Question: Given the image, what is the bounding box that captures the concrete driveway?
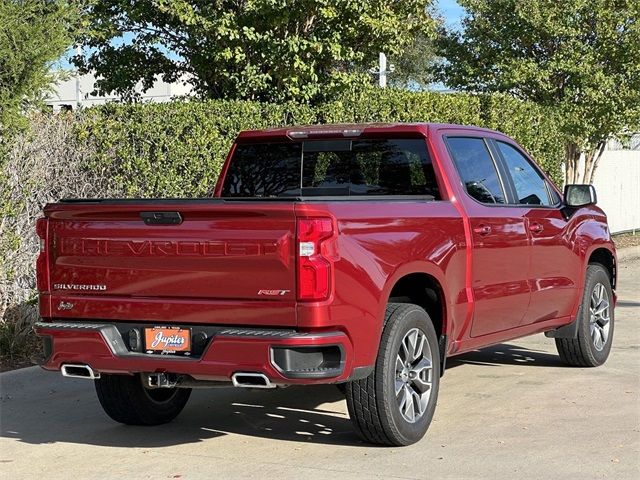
[2,259,639,480]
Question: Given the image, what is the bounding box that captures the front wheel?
[556,263,614,367]
[346,303,440,446]
[95,374,191,425]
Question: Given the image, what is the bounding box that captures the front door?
[491,140,581,325]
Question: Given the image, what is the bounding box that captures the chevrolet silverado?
[34,123,616,445]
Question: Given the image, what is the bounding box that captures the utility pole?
[371,52,394,88]
[379,52,387,88]
[75,45,82,107]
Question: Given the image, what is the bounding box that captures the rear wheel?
[346,303,440,446]
[556,264,614,367]
[95,374,191,425]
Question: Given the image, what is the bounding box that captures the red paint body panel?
[46,203,297,303]
[35,122,617,383]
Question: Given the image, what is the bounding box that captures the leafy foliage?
[72,89,564,195]
[0,0,82,137]
[74,0,438,103]
[317,87,481,125]
[437,0,640,183]
[1,91,564,367]
[1,112,104,366]
[77,100,316,197]
[388,33,439,90]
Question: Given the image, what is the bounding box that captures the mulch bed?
[613,232,640,249]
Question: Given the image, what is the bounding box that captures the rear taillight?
[35,217,49,292]
[297,217,337,301]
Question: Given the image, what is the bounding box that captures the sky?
[437,0,466,29]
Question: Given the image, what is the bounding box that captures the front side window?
[496,142,552,206]
[446,137,506,204]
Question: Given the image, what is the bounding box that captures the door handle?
[529,222,544,234]
[473,224,492,235]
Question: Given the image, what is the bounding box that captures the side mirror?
[564,184,597,207]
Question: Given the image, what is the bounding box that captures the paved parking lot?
[1,258,639,480]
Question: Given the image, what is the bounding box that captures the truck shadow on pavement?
[448,342,567,369]
[1,342,564,448]
[617,300,640,308]
[1,379,368,448]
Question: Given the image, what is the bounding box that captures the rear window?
[221,139,440,198]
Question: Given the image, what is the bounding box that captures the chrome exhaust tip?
[61,363,100,380]
[231,372,275,389]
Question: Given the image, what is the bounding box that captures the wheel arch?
[587,246,616,290]
[387,272,447,339]
[381,263,449,374]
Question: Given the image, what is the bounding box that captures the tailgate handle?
[140,211,183,225]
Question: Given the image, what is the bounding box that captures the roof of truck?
[236,122,502,141]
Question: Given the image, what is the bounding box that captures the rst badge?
[257,289,290,296]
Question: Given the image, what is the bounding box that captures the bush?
[318,89,482,125]
[76,100,316,197]
[479,94,564,184]
[0,90,565,368]
[0,113,108,366]
[73,89,564,198]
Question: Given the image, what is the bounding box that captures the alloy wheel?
[395,328,433,423]
[589,282,611,351]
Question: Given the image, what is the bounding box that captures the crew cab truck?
[34,123,616,446]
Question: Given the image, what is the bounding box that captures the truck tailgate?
[41,201,296,326]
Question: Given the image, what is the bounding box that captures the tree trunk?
[583,141,607,184]
[564,140,607,185]
[564,141,581,185]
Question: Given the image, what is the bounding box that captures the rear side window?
[446,137,506,204]
[221,139,440,198]
[496,142,552,206]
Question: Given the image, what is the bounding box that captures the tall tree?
[437,0,640,184]
[74,0,437,103]
[388,32,439,90]
[0,0,82,137]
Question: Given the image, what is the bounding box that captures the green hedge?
[0,90,566,366]
[479,94,564,183]
[74,89,564,197]
[317,89,482,125]
[77,100,316,197]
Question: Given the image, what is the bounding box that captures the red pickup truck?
[34,123,616,446]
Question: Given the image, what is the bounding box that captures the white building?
[45,72,195,111]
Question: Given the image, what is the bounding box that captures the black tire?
[556,263,614,367]
[95,374,191,426]
[346,303,440,446]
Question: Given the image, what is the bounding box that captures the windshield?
[220,138,440,199]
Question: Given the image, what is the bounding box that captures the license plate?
[144,327,191,355]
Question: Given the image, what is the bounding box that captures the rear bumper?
[34,321,356,385]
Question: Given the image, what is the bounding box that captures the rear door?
[445,136,531,337]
